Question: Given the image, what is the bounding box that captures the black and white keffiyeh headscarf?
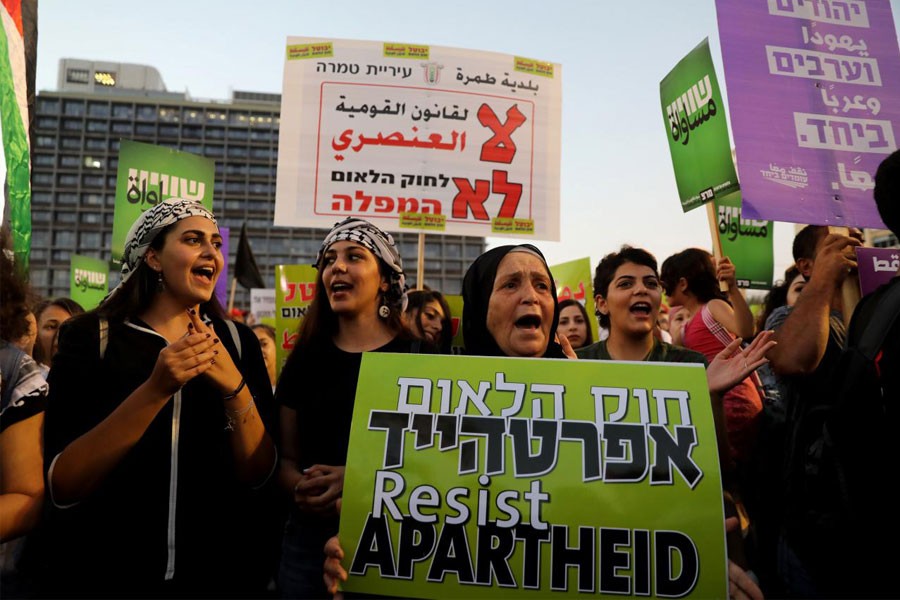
[315,217,408,311]
[115,197,216,293]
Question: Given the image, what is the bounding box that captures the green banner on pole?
[660,38,739,212]
[339,354,727,598]
[274,264,318,378]
[70,254,109,310]
[112,140,215,263]
[715,191,773,289]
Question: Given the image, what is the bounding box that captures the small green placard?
[287,42,333,60]
[383,42,429,60]
[399,212,446,231]
[274,265,318,378]
[70,254,109,310]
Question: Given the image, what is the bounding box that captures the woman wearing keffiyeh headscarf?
[39,198,279,596]
[275,217,422,598]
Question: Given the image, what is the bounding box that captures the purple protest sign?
[857,246,899,295]
[716,0,900,228]
[215,226,230,307]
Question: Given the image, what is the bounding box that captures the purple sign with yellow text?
[717,0,900,228]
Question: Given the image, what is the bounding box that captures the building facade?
[29,59,485,305]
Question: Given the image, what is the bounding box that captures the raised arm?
[766,233,859,376]
[48,324,219,506]
[709,257,755,339]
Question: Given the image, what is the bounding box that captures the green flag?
[660,38,739,212]
[112,140,215,263]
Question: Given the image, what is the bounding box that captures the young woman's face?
[486,252,555,357]
[558,304,589,349]
[669,306,688,346]
[321,241,387,318]
[37,304,73,364]
[418,300,446,345]
[597,261,662,341]
[786,273,806,307]
[147,216,223,307]
[254,328,277,386]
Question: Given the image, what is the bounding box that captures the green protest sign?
[660,38,739,212]
[340,354,727,598]
[550,257,599,343]
[715,191,773,290]
[275,264,318,378]
[112,140,215,263]
[69,254,109,310]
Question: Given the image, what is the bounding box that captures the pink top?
[683,304,762,462]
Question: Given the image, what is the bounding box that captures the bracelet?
[224,396,255,432]
[223,378,246,401]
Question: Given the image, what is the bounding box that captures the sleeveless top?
[683,304,762,462]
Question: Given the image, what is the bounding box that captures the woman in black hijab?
[462,244,569,358]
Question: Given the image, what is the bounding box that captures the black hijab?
[462,244,565,358]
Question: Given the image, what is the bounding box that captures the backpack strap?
[99,317,109,360]
[224,319,242,360]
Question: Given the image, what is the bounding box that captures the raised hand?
[707,331,776,394]
[148,330,218,396]
[186,308,243,394]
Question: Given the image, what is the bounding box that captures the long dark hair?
[405,289,452,354]
[557,298,594,347]
[94,223,224,323]
[293,248,405,351]
[660,248,728,305]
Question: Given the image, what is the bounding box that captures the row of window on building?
[33,136,279,160]
[37,97,280,128]
[36,117,280,143]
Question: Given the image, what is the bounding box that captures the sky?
[33,0,900,289]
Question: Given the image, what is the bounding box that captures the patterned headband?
[315,217,407,308]
[117,197,216,289]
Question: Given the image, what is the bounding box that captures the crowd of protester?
[0,149,898,598]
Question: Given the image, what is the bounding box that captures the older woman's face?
[486,252,555,357]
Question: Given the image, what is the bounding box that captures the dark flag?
[234,222,264,289]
